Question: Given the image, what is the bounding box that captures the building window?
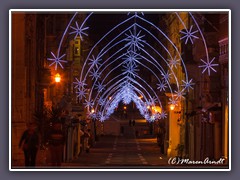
[74,47,79,55]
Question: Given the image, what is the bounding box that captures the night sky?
[87,12,159,44]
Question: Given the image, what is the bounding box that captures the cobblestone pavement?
[14,126,229,170]
[59,126,229,170]
[60,126,169,169]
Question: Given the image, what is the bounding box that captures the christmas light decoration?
[181,79,194,92]
[69,21,89,40]
[47,52,67,70]
[199,57,219,76]
[180,25,199,44]
[46,11,218,123]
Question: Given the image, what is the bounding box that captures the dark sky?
[87,12,159,44]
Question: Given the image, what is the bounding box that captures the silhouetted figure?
[132,120,135,126]
[19,123,39,167]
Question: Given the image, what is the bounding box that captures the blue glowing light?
[174,90,185,100]
[98,97,106,106]
[76,88,87,99]
[122,50,141,65]
[84,99,94,108]
[157,81,168,92]
[73,77,87,89]
[180,25,199,44]
[89,68,101,80]
[168,56,180,69]
[160,111,167,119]
[95,82,105,92]
[122,63,139,78]
[47,52,67,70]
[168,97,178,106]
[124,29,146,51]
[181,79,194,92]
[161,70,171,82]
[88,55,102,68]
[189,12,219,75]
[69,21,89,40]
[199,57,219,76]
[153,113,161,120]
[47,11,217,123]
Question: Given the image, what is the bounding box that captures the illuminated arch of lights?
[47,11,218,122]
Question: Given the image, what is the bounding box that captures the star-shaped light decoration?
[69,21,89,40]
[98,97,105,106]
[199,57,219,76]
[124,30,146,51]
[88,55,102,68]
[122,63,139,78]
[157,81,168,92]
[160,111,167,119]
[174,90,185,100]
[89,68,101,80]
[95,82,105,93]
[168,97,178,106]
[73,77,87,89]
[180,25,199,44]
[161,70,171,82]
[76,88,87,99]
[168,56,180,69]
[151,96,158,104]
[122,50,141,65]
[181,79,194,92]
[99,114,106,122]
[84,99,94,108]
[47,52,67,70]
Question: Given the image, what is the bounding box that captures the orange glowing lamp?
[170,104,175,111]
[54,73,61,83]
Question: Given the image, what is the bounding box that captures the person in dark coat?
[19,123,39,167]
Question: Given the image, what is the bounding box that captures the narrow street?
[10,11,230,171]
[61,126,168,168]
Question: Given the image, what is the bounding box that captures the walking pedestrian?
[19,122,39,167]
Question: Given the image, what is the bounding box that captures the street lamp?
[55,73,61,83]
[169,104,175,111]
[52,73,62,107]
